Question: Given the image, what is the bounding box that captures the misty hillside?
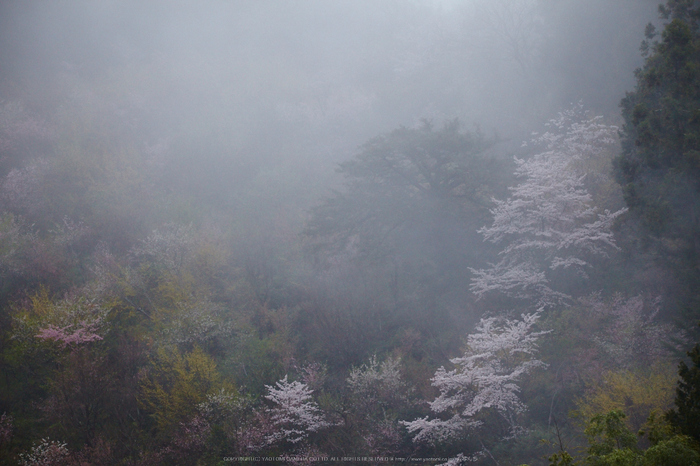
[1,1,699,465]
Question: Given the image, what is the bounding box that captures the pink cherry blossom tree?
[35,320,103,348]
[29,293,110,350]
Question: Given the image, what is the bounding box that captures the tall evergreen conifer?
[615,0,700,325]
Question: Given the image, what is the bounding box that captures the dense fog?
[2,1,699,465]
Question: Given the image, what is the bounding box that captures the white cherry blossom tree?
[470,106,626,306]
[403,311,548,445]
[264,376,329,445]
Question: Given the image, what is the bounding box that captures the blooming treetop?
[403,311,548,446]
[18,438,70,466]
[35,321,103,348]
[470,106,626,307]
[264,376,328,445]
[26,292,111,350]
[347,355,407,405]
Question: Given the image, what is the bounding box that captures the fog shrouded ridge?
[0,1,657,146]
[0,1,659,243]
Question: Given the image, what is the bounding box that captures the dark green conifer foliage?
[667,341,700,442]
[615,0,700,324]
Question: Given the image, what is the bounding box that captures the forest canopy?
[0,0,699,465]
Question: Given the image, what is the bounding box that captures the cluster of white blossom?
[162,297,233,345]
[197,388,243,422]
[403,311,548,445]
[347,355,407,406]
[48,293,112,330]
[264,376,329,445]
[48,216,91,248]
[18,438,70,466]
[583,293,683,369]
[130,223,196,271]
[471,107,626,306]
